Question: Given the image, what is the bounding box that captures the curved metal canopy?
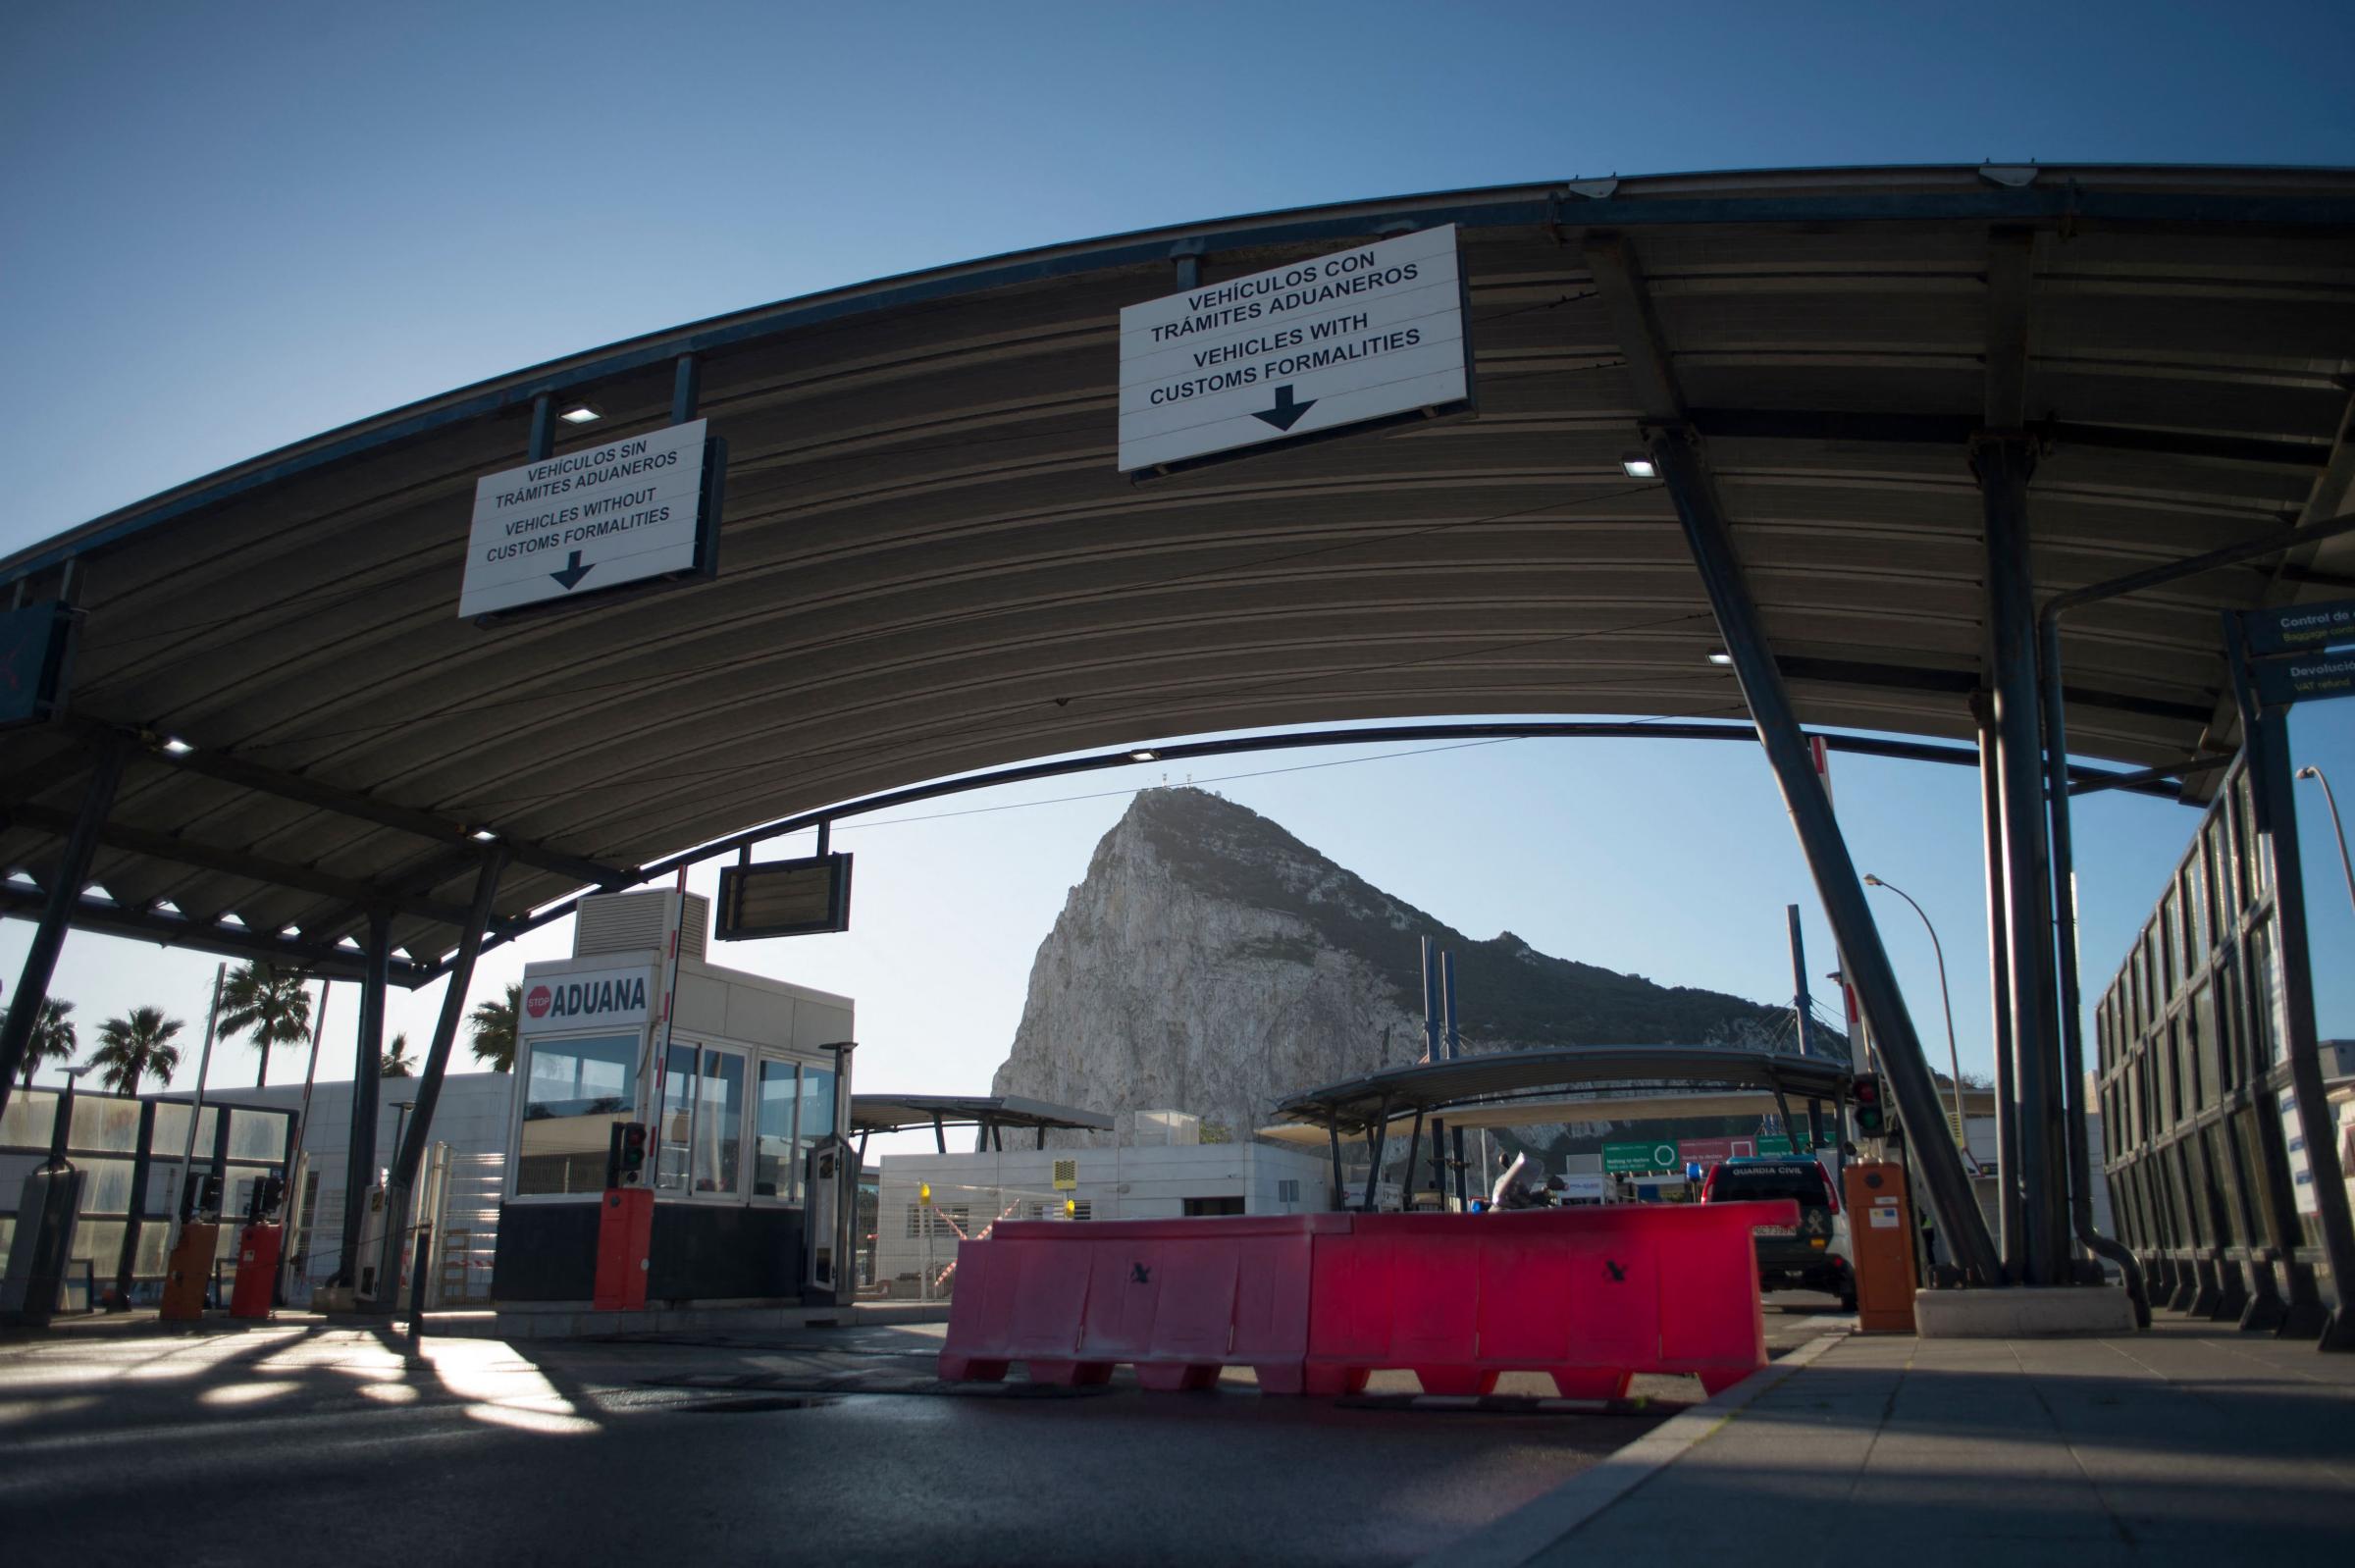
[4,163,2352,984]
[1271,1044,1857,1133]
[849,1093,1113,1138]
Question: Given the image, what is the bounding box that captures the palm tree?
[381,1032,415,1079]
[88,1007,184,1097]
[217,962,313,1088]
[468,983,519,1072]
[18,998,78,1085]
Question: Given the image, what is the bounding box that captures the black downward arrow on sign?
[1251,384,1317,432]
[549,550,595,591]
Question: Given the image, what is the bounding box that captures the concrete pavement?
[1444,1320,2355,1567]
[26,1298,2340,1566]
[2,1308,1805,1566]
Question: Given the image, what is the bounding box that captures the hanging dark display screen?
[715,853,853,940]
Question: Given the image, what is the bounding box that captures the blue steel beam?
[1651,424,2005,1286]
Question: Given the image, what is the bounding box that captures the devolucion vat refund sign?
[1117,226,1472,473]
[2254,649,2355,706]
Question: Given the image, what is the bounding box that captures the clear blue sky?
[5,2,2352,1124]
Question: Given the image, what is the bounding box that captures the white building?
[152,1071,515,1304]
[874,1114,1334,1296]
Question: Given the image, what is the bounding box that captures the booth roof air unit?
[575,890,708,961]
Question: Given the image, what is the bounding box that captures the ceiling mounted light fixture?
[1128,749,1159,762]
[558,402,602,425]
[1621,454,1657,479]
[161,736,195,756]
[1706,650,1734,666]
[470,828,499,843]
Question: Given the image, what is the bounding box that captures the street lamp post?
[2297,765,2355,921]
[1863,875,1973,1168]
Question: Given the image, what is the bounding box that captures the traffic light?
[606,1122,651,1187]
[181,1172,224,1222]
[1852,1074,1886,1137]
[253,1172,288,1219]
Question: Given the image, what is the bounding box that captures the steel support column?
[109,1100,157,1309]
[0,738,127,1119]
[337,911,391,1290]
[372,848,508,1307]
[1971,435,2071,1284]
[1649,425,2001,1284]
[1973,692,2025,1278]
[2036,616,2151,1317]
[1401,1109,1425,1214]
[1787,906,1815,1058]
[1422,939,1449,1210]
[1442,951,1469,1208]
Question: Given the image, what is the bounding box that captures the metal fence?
[2094,753,2343,1329]
[868,1181,1074,1300]
[0,1087,295,1308]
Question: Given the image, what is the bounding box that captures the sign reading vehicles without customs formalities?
[458,419,721,619]
[1118,226,1471,473]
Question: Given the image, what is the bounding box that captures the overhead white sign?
[1118,225,1470,473]
[518,965,657,1036]
[458,419,712,618]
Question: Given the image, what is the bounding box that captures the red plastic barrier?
[937,1216,1341,1390]
[1303,1201,1794,1397]
[936,1201,1794,1398]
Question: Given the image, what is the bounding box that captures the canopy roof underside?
[1271,1044,1858,1133]
[4,165,2351,982]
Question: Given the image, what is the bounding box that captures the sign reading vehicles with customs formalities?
[1119,226,1471,473]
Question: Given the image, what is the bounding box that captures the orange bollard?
[229,1223,283,1319]
[159,1224,218,1322]
[1842,1162,1918,1333]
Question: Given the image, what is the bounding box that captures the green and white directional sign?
[1118,226,1472,473]
[2245,598,2355,657]
[1603,1140,1681,1174]
[2254,649,2355,707]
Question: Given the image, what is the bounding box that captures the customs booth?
[491,890,855,1308]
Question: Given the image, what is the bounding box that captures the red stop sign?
[525,984,551,1019]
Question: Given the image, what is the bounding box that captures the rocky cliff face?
[990,788,1805,1147]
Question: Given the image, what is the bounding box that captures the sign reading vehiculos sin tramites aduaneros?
[1118,225,1472,473]
[458,419,716,618]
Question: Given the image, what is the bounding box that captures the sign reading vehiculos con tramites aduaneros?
[458,419,715,618]
[516,965,656,1036]
[1118,225,1472,473]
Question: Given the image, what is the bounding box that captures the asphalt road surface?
[0,1296,1849,1566]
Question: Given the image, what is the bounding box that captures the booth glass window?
[755,1059,801,1201]
[799,1063,837,1170]
[517,1032,637,1196]
[658,1042,744,1196]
